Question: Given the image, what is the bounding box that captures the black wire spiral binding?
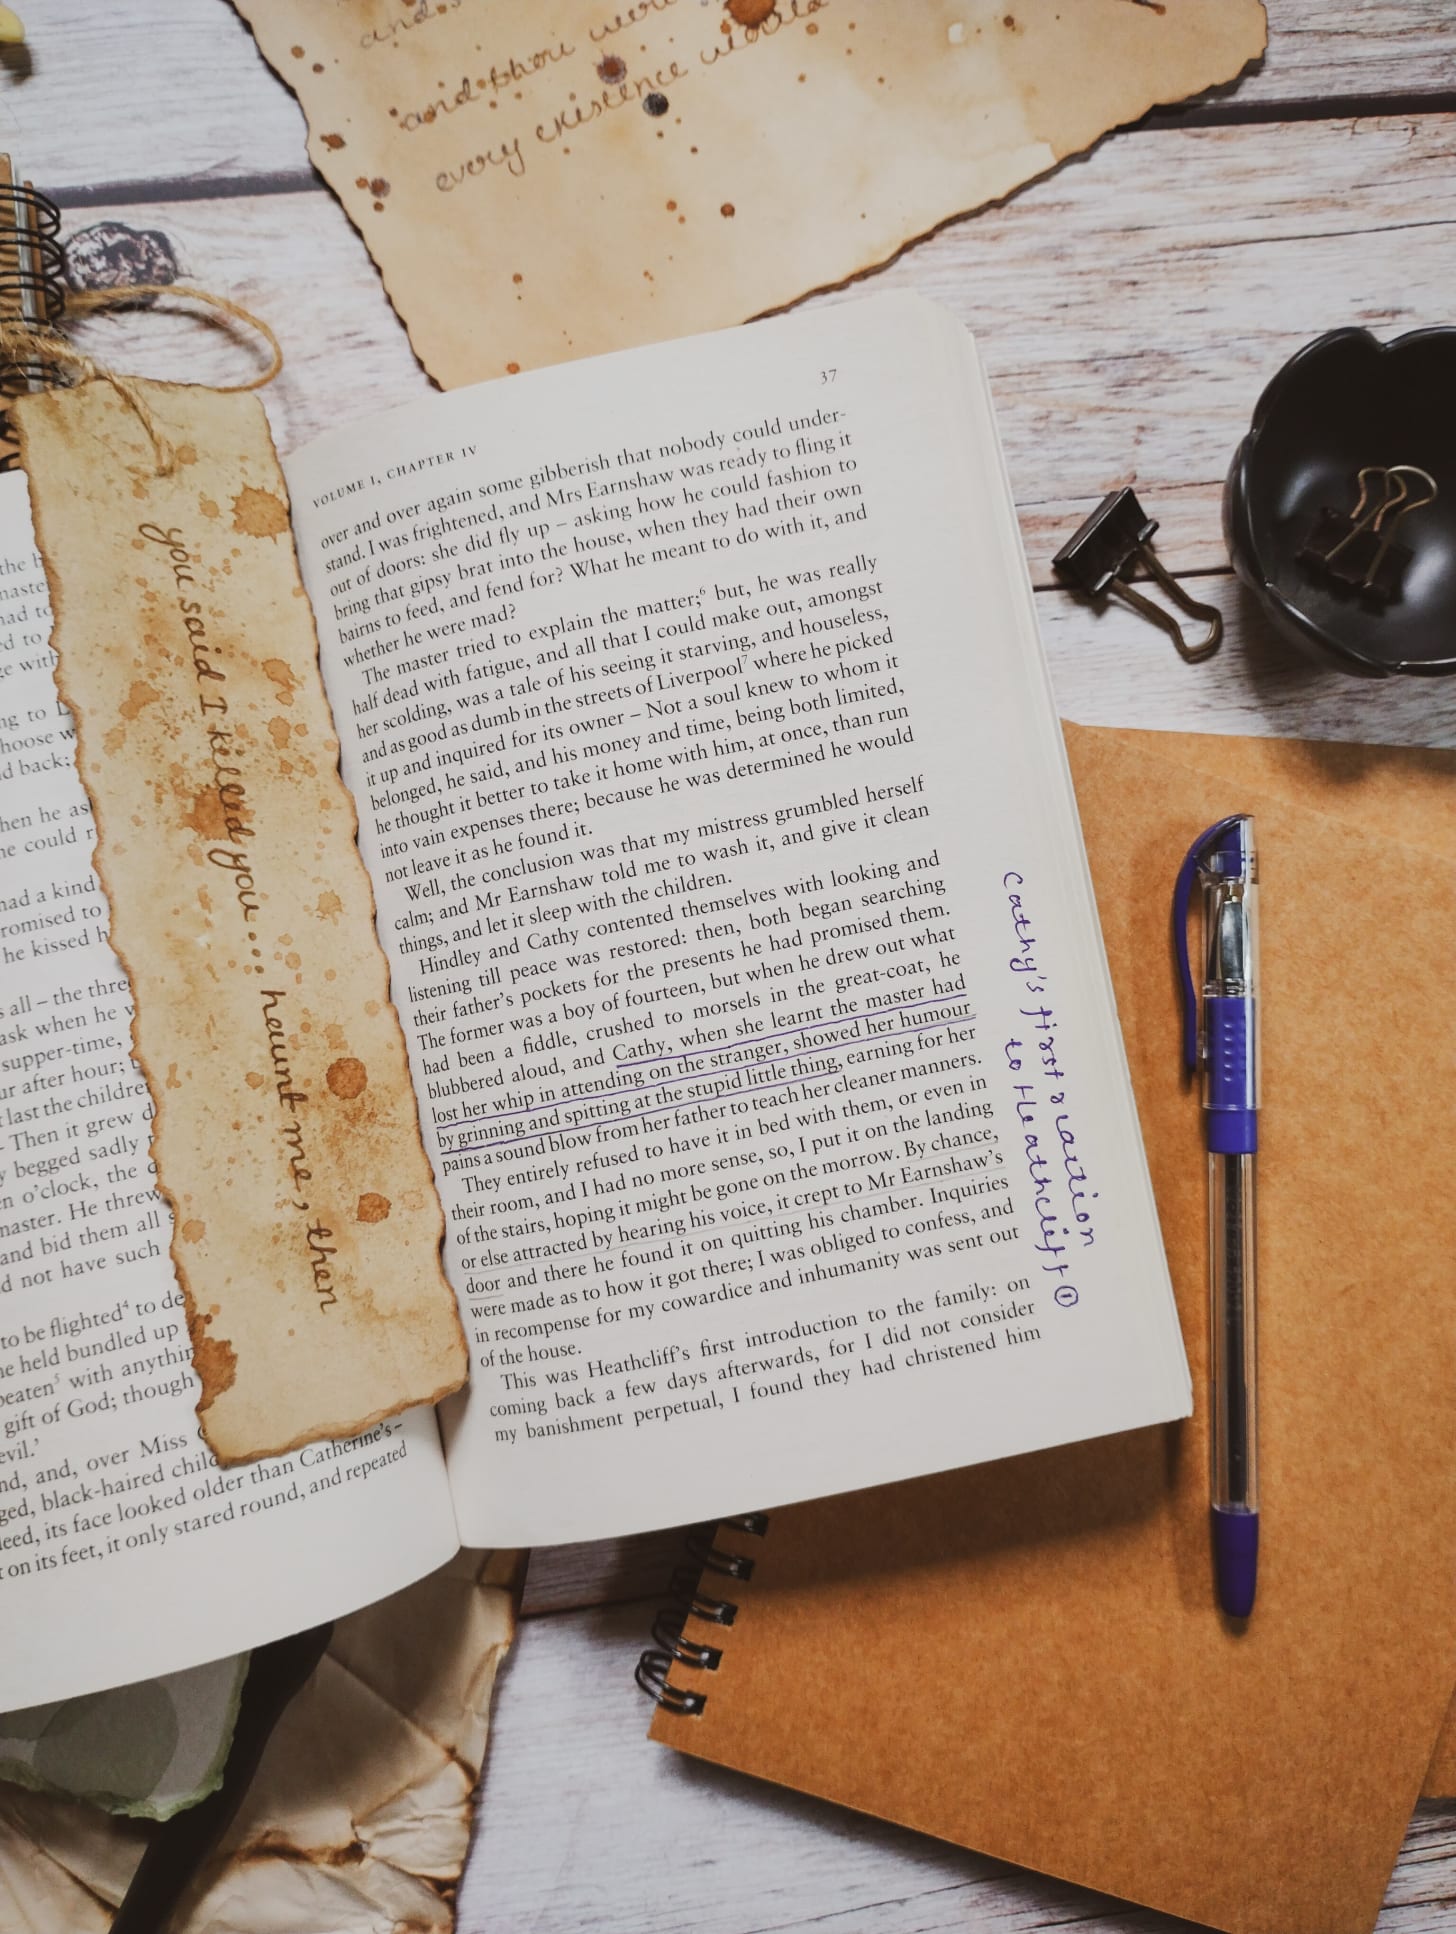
[635,1513,769,1715]
[0,180,65,470]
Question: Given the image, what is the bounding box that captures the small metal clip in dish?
[1339,465,1437,606]
[1053,488,1223,663]
[1297,463,1439,605]
[1224,326,1456,677]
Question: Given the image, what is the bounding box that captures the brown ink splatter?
[166,1064,182,1090]
[326,1057,369,1100]
[720,202,736,218]
[726,0,777,24]
[182,1219,207,1243]
[315,890,343,920]
[181,786,226,839]
[268,717,292,750]
[322,132,347,150]
[356,1193,392,1224]
[245,1071,266,1090]
[597,53,627,82]
[199,495,220,520]
[231,488,289,539]
[262,658,299,704]
[120,680,160,721]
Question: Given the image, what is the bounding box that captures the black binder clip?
[1053,488,1223,663]
[1298,463,1439,607]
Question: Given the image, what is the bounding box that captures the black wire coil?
[635,1513,769,1715]
[0,181,66,470]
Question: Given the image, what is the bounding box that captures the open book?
[0,294,1188,1708]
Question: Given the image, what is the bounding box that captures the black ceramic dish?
[1225,327,1456,676]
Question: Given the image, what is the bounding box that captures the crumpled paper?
[233,0,1268,386]
[0,1654,248,1823]
[0,1551,516,1932]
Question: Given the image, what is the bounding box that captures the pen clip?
[1173,817,1247,1074]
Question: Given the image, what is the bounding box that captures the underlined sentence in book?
[308,381,1094,1457]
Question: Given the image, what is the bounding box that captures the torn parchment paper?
[0,1552,516,1933]
[232,0,1267,386]
[13,378,468,1464]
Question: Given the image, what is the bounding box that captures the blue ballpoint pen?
[1175,817,1260,1620]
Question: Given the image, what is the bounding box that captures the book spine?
[635,1514,769,1715]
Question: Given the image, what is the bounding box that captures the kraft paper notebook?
[649,721,1456,1934]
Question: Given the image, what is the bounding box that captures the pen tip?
[1213,1508,1258,1619]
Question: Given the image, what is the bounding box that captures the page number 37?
[820,368,837,384]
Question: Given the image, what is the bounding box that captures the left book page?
[0,473,458,1710]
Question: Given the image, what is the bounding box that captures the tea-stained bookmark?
[13,324,468,1463]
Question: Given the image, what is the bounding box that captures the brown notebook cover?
[651,723,1456,1934]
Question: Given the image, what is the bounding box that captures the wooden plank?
[1221,0,1456,113]
[461,1602,1456,1934]
[885,111,1456,579]
[56,111,1456,578]
[12,0,309,194]
[15,0,1456,197]
[522,1527,692,1618]
[58,191,433,455]
[1038,578,1456,748]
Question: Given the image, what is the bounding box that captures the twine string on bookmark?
[0,283,283,475]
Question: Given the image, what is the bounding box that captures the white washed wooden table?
[11,4,1456,1927]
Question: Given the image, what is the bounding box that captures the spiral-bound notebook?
[647,722,1456,1934]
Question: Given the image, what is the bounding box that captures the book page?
[285,294,1188,1547]
[0,474,458,1710]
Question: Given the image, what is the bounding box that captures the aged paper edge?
[14,383,468,1462]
